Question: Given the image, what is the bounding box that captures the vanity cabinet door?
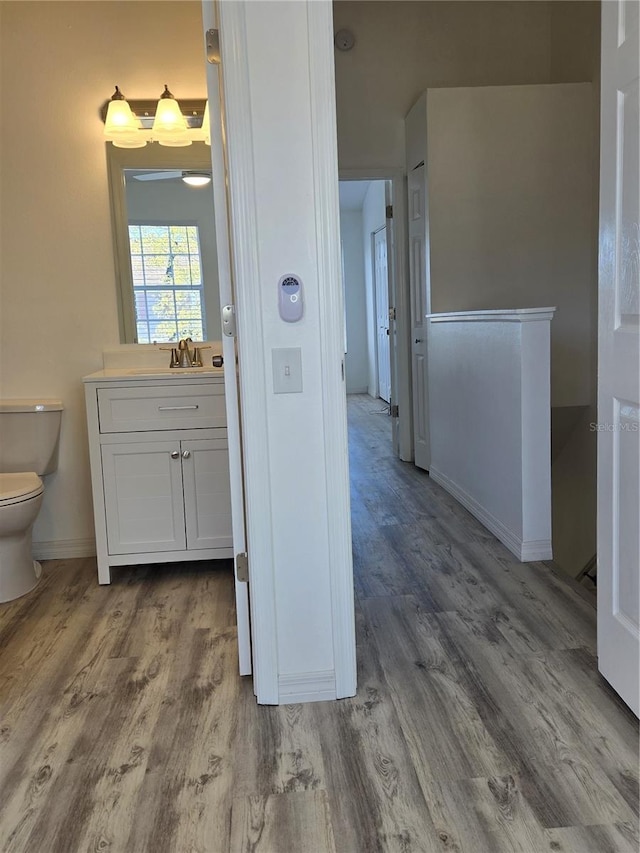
[101,441,186,555]
[181,438,233,551]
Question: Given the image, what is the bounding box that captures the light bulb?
[182,172,212,187]
[152,85,191,147]
[104,86,145,147]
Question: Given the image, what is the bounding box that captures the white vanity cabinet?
[83,371,233,584]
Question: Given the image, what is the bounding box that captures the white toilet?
[0,399,63,603]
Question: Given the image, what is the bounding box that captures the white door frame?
[340,168,412,461]
[407,163,431,471]
[372,225,391,403]
[218,0,356,702]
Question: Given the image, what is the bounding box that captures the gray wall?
[333,1,600,170]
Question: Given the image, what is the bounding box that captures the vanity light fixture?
[181,171,212,187]
[152,85,191,147]
[103,86,146,148]
[100,85,210,147]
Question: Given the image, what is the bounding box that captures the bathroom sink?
[119,366,219,377]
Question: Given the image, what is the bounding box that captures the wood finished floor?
[1,394,637,853]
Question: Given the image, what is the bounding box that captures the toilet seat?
[0,472,44,506]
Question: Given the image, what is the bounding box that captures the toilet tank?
[0,399,63,475]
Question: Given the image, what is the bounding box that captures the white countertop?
[83,366,225,383]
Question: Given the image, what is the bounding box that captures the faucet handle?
[159,346,180,367]
[191,344,210,367]
[191,347,203,367]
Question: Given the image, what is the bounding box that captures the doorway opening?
[339,179,390,405]
[338,173,413,463]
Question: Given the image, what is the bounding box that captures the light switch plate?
[272,347,303,394]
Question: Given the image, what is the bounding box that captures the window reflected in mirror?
[106,143,220,344]
[128,222,205,343]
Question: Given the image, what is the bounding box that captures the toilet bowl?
[0,473,44,602]
[0,399,63,604]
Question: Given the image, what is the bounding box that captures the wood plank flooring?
[0,393,637,852]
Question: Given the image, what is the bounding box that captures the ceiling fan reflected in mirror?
[131,170,212,187]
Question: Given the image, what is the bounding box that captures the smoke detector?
[334,29,355,51]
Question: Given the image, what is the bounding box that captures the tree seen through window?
[128,223,206,343]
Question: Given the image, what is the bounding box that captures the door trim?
[308,0,356,698]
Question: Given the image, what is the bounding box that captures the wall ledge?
[427,307,556,323]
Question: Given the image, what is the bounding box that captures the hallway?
[345,395,638,851]
[0,396,637,852]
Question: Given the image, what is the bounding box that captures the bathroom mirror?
[106,143,221,344]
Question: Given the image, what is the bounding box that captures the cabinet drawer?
[97,384,226,433]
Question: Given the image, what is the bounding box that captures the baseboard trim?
[278,670,337,705]
[429,468,552,563]
[519,539,554,562]
[33,538,96,561]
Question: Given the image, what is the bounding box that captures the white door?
[408,165,431,470]
[204,1,252,676]
[374,227,391,403]
[597,0,640,716]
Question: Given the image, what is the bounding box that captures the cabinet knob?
[170,450,180,459]
[182,450,191,460]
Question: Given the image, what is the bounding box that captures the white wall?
[339,209,368,393]
[219,0,354,701]
[361,181,386,396]
[428,310,554,561]
[126,177,221,340]
[0,2,208,554]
